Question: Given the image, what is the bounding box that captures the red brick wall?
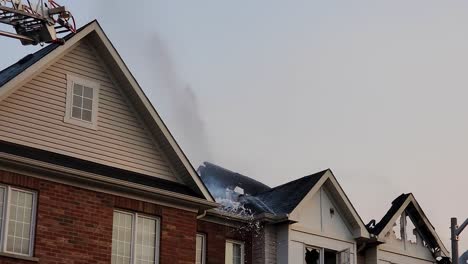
[197,220,252,264]
[0,170,198,264]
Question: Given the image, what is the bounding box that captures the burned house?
[199,162,368,264]
[364,193,451,264]
[199,162,451,264]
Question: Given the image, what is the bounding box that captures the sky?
[1,0,467,252]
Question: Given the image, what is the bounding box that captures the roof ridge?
[254,169,328,196]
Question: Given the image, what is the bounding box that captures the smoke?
[90,1,211,166]
[141,35,212,166]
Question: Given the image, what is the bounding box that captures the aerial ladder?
[0,0,75,45]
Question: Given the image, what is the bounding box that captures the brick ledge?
[0,252,39,262]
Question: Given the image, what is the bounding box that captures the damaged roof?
[198,162,271,196]
[367,193,449,257]
[368,193,410,235]
[199,162,328,215]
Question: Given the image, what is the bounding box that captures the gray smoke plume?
[141,35,211,166]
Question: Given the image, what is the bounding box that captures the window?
[0,186,37,257]
[196,233,206,264]
[111,210,160,264]
[225,240,244,264]
[64,74,100,129]
[305,246,351,264]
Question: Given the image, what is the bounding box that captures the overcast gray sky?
[1,0,467,252]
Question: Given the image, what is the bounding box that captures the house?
[199,162,370,264]
[198,162,451,264]
[0,20,219,263]
[364,193,451,264]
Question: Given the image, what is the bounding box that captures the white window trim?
[225,239,244,264]
[112,210,161,264]
[64,74,100,130]
[196,233,206,264]
[0,185,37,257]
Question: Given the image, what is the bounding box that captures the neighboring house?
[365,193,450,264]
[0,20,218,263]
[198,162,451,264]
[199,162,370,264]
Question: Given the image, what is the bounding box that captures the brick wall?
[0,170,198,264]
[252,224,277,264]
[197,219,252,264]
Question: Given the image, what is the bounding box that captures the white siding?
[287,186,357,263]
[0,40,179,182]
[377,225,437,264]
[293,187,354,241]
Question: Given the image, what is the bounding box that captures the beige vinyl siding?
[0,41,179,182]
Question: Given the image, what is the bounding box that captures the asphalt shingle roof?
[199,162,328,216]
[252,170,328,215]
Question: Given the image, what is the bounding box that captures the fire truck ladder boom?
[0,0,76,45]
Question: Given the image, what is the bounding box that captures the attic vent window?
[64,74,100,129]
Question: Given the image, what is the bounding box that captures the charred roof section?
[367,193,410,235]
[198,162,271,197]
[199,162,328,216]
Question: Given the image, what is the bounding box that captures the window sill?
[0,252,39,262]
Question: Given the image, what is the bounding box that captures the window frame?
[64,74,100,130]
[112,209,161,264]
[196,233,206,264]
[225,239,244,264]
[0,185,37,257]
[304,245,352,264]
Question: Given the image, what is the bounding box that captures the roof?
[368,193,410,235]
[367,193,449,257]
[198,162,327,215]
[198,162,271,197]
[199,163,370,238]
[252,170,328,215]
[0,20,215,203]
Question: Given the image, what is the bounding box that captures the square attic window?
[64,74,100,129]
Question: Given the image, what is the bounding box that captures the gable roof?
[0,20,214,203]
[252,170,327,215]
[368,193,449,257]
[199,163,370,238]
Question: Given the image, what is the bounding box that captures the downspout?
[197,210,207,219]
